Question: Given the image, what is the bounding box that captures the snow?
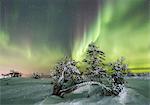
[0,78,149,105]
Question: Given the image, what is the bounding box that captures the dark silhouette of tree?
[9,70,22,77]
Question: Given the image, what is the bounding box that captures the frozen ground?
[0,77,150,105]
[0,78,52,105]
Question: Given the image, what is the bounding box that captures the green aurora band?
[0,0,149,73]
[0,31,63,73]
[72,0,150,73]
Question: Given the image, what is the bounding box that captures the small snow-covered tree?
[32,72,41,79]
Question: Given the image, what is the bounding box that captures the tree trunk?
[52,83,62,96]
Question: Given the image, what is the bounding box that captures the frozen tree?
[32,72,41,79]
[83,42,108,82]
[52,57,83,96]
[82,43,128,96]
[108,57,128,95]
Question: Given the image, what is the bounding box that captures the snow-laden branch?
[59,81,112,96]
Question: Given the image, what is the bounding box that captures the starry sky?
[0,0,149,74]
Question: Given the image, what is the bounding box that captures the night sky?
[0,0,149,74]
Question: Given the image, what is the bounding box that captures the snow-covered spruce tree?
[83,42,108,82]
[82,42,115,96]
[108,57,128,95]
[52,57,82,96]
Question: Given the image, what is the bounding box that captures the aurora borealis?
[0,0,150,74]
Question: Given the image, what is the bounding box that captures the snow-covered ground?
[0,77,150,105]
